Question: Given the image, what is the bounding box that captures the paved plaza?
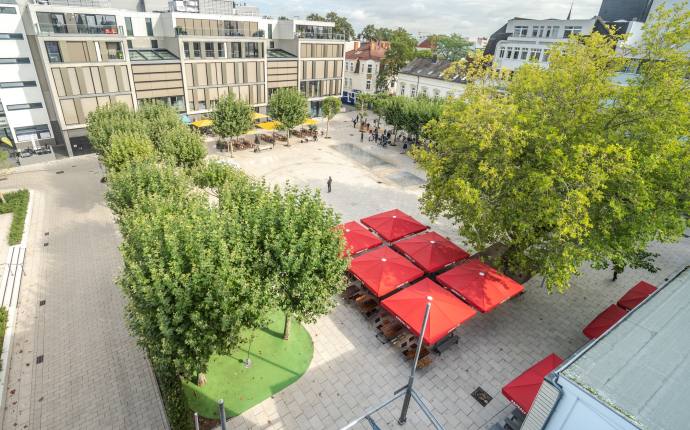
[0,111,687,430]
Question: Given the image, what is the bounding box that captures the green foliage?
[102,131,156,172]
[106,161,191,218]
[358,25,394,42]
[0,306,7,370]
[401,96,443,138]
[191,160,245,190]
[306,12,355,40]
[414,6,690,292]
[87,102,145,156]
[377,28,417,91]
[321,96,341,137]
[268,87,309,136]
[0,189,29,245]
[155,365,193,430]
[137,101,184,149]
[157,127,207,168]
[210,93,254,156]
[431,33,473,61]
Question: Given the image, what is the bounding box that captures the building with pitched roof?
[396,57,465,99]
[343,41,392,97]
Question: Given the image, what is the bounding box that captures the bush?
[0,306,7,371]
[103,131,156,172]
[158,126,207,169]
[0,190,29,245]
[87,103,145,156]
[155,365,193,430]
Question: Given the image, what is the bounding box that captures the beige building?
[16,1,344,155]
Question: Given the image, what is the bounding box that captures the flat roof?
[561,266,690,429]
[129,49,178,62]
[267,48,296,59]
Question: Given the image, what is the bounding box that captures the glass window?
[145,18,153,36]
[6,103,43,111]
[150,39,158,49]
[498,47,505,58]
[563,26,582,37]
[520,47,528,60]
[0,81,37,88]
[217,43,225,58]
[205,42,214,57]
[0,58,30,64]
[367,64,372,73]
[411,86,416,97]
[127,40,133,49]
[512,48,519,59]
[514,25,528,37]
[183,42,190,58]
[231,42,241,58]
[545,26,552,38]
[529,48,542,60]
[532,26,539,37]
[105,42,122,60]
[125,17,133,36]
[45,41,62,63]
[506,47,512,59]
[0,7,16,14]
[244,42,260,58]
[365,80,371,90]
[193,42,201,57]
[0,33,22,40]
[551,26,559,38]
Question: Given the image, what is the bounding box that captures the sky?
[250,0,604,38]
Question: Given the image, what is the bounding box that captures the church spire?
[567,0,574,20]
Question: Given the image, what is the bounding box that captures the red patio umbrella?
[360,209,427,242]
[339,221,383,255]
[436,259,524,313]
[381,278,476,346]
[392,231,469,273]
[502,353,564,413]
[582,304,628,340]
[616,281,657,311]
[349,247,424,298]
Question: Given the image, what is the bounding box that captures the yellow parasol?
[191,119,213,128]
[252,112,270,120]
[256,121,281,131]
[302,118,318,126]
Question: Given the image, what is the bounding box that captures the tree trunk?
[392,126,398,145]
[228,136,234,158]
[286,130,291,147]
[0,192,5,204]
[326,119,330,138]
[283,314,291,340]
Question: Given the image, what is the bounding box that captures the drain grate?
[471,387,492,407]
[43,242,48,247]
[56,171,64,174]
[39,300,45,306]
[36,355,44,364]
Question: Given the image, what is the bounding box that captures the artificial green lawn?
[182,311,313,419]
[0,190,29,245]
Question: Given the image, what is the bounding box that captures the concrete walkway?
[0,157,168,429]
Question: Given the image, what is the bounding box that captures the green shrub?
[0,189,29,245]
[0,306,7,370]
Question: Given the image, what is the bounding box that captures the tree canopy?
[431,33,473,61]
[358,25,394,42]
[268,87,309,143]
[87,102,144,157]
[102,131,155,172]
[210,93,254,156]
[306,12,355,40]
[321,96,341,137]
[413,5,690,292]
[376,28,417,91]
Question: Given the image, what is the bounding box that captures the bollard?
[194,412,200,430]
[218,399,228,430]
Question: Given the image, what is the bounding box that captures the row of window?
[0,33,22,40]
[45,41,123,63]
[497,46,550,62]
[0,81,37,88]
[512,24,582,39]
[125,17,154,37]
[345,61,376,74]
[5,102,42,111]
[0,58,30,64]
[399,83,451,98]
[183,42,263,59]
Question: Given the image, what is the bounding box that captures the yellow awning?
[256,121,280,131]
[191,119,213,128]
[302,118,318,126]
[252,112,270,120]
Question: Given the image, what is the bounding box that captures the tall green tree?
[137,101,183,149]
[431,33,473,61]
[157,126,206,168]
[377,28,417,91]
[402,96,443,142]
[102,131,156,172]
[87,102,144,157]
[321,96,341,138]
[268,87,308,146]
[381,95,408,143]
[358,25,394,42]
[414,5,690,292]
[210,93,254,157]
[306,12,355,40]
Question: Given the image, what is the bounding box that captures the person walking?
[352,116,358,128]
[360,130,364,142]
[327,176,332,193]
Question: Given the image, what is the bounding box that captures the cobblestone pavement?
[0,157,168,429]
[221,112,690,429]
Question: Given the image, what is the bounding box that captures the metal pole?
[218,399,227,430]
[193,412,200,430]
[399,298,432,425]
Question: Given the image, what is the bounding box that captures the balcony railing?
[174,27,265,38]
[31,0,111,6]
[37,23,123,36]
[296,31,345,40]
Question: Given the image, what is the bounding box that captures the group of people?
[353,115,410,152]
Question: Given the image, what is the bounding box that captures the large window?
[529,48,542,61]
[0,33,22,40]
[0,58,30,64]
[514,25,528,37]
[0,81,36,88]
[0,6,16,14]
[245,42,260,58]
[563,26,582,37]
[45,41,62,63]
[6,103,43,111]
[520,47,529,60]
[205,42,214,57]
[183,42,190,58]
[217,43,225,58]
[14,124,51,142]
[105,42,123,60]
[145,18,153,36]
[125,17,133,36]
[498,47,505,58]
[193,42,201,57]
[230,42,241,58]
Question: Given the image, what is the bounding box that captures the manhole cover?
[39,300,45,306]
[471,387,492,407]
[36,355,44,364]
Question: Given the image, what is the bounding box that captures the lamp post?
[398,297,432,425]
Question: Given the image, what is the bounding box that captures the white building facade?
[343,41,391,96]
[397,58,465,99]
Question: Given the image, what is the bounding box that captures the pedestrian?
[360,131,364,142]
[313,133,318,142]
[327,176,332,193]
[374,129,379,142]
[352,116,358,128]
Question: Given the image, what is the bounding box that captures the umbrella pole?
[398,300,432,425]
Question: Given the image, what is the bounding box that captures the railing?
[296,31,345,40]
[31,0,110,6]
[174,27,265,38]
[37,23,123,36]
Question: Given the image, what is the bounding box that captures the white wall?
[397,73,465,99]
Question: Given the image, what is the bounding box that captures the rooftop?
[399,57,465,83]
[128,49,178,61]
[267,48,296,59]
[345,41,389,61]
[561,266,690,430]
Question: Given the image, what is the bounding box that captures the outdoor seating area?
[341,209,526,368]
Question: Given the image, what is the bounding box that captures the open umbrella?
[302,118,318,126]
[502,353,564,413]
[582,304,628,339]
[361,209,427,243]
[393,231,469,273]
[616,281,657,311]
[349,247,423,298]
[339,221,383,255]
[381,278,476,346]
[256,121,280,131]
[436,259,524,313]
[191,119,213,128]
[252,112,269,120]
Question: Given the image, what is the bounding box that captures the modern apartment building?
[488,17,606,71]
[5,0,344,156]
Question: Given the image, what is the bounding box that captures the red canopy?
[392,231,469,273]
[502,354,564,413]
[436,259,524,313]
[582,304,628,339]
[617,281,657,311]
[360,209,427,242]
[349,247,424,298]
[381,278,476,346]
[339,221,383,255]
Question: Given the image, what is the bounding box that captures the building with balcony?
[343,41,393,99]
[397,57,466,100]
[0,0,54,150]
[9,0,343,155]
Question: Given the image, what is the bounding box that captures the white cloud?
[252,0,602,37]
